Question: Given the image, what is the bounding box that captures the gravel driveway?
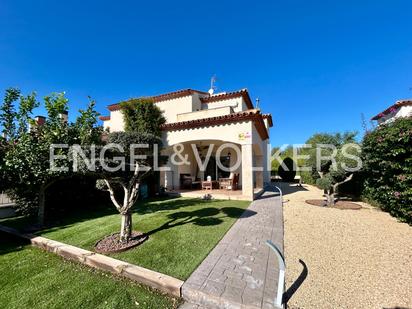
[281,183,412,309]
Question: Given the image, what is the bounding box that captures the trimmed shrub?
[316,175,333,191]
[278,157,296,182]
[362,118,412,224]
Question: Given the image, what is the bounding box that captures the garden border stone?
[0,225,183,297]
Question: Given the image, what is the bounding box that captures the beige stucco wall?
[103,93,251,131]
[155,95,197,123]
[162,121,254,147]
[105,110,124,132]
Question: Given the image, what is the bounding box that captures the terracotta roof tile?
[160,109,270,140]
[99,115,110,121]
[106,88,255,111]
[262,113,273,127]
[371,100,412,120]
[200,89,254,109]
[107,89,208,111]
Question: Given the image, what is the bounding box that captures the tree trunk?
[37,186,46,226]
[120,212,132,243]
[325,190,335,207]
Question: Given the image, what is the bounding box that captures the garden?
[0,89,251,307]
[272,119,411,223]
[1,197,249,280]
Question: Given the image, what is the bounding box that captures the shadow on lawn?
[135,197,230,215]
[9,197,250,236]
[146,206,256,236]
[0,232,30,256]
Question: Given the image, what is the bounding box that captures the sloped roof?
[262,113,273,127]
[200,89,254,109]
[107,89,208,111]
[371,100,412,120]
[106,88,255,111]
[160,109,270,140]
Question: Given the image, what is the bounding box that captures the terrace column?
[255,155,264,189]
[241,144,254,200]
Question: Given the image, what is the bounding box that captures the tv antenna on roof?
[208,75,217,95]
[255,97,260,109]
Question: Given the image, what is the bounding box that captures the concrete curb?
[0,225,184,297]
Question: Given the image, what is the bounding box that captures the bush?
[362,118,412,224]
[278,157,296,182]
[316,176,332,191]
[8,176,110,220]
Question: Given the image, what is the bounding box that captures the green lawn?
[0,232,178,309]
[3,197,250,280]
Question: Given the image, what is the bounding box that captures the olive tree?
[94,97,166,243]
[315,144,361,206]
[95,132,164,242]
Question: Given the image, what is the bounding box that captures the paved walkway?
[181,186,284,309]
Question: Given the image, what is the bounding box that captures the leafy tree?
[362,118,412,223]
[95,98,166,243]
[95,132,164,242]
[315,144,361,206]
[0,89,102,226]
[299,132,357,184]
[271,146,293,175]
[0,136,7,191]
[0,88,20,138]
[120,97,166,136]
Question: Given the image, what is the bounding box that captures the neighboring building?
[371,99,412,125]
[99,88,273,200]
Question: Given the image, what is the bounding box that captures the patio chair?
[180,174,193,189]
[219,173,239,190]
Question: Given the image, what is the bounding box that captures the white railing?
[266,240,285,308]
[273,185,283,203]
[266,184,285,308]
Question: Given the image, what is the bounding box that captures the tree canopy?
[94,98,167,243]
[120,97,166,137]
[0,88,102,224]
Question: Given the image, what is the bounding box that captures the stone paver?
[181,185,284,309]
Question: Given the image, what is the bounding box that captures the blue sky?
[1,0,411,146]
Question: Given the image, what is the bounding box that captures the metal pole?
[273,185,283,203]
[266,240,285,308]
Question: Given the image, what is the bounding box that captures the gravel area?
[94,231,147,253]
[281,183,412,309]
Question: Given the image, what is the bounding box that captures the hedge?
[362,118,412,223]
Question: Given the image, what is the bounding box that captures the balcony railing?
[177,106,234,122]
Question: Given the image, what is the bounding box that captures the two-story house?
[99,88,273,200]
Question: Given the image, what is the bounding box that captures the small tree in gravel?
[316,145,361,206]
